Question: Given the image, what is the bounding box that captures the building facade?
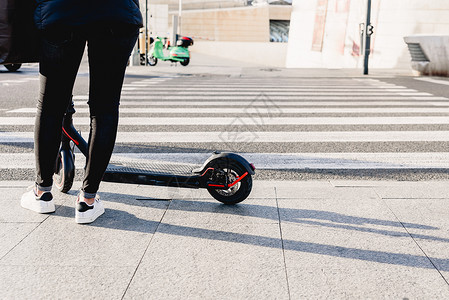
[286,0,449,69]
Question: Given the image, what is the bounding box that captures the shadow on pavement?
[53,192,449,272]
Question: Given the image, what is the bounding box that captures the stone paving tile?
[160,198,278,225]
[0,265,134,299]
[0,223,39,259]
[124,223,289,299]
[278,198,449,298]
[374,184,449,199]
[385,198,449,283]
[275,184,379,200]
[0,191,166,267]
[330,180,428,187]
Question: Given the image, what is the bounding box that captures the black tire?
[140,54,146,65]
[180,58,189,66]
[5,64,21,72]
[54,148,75,193]
[148,55,158,66]
[207,160,252,205]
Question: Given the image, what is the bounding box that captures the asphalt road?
[2,60,449,181]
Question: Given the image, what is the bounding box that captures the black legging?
[35,24,138,198]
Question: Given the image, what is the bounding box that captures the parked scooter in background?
[147,36,193,66]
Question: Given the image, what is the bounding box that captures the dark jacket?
[34,0,143,30]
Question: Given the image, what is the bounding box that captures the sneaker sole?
[20,198,55,214]
[75,207,105,224]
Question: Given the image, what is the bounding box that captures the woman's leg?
[35,28,86,191]
[81,25,139,199]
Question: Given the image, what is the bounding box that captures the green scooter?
[148,36,193,66]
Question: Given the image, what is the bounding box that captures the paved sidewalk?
[126,52,415,78]
[1,180,449,299]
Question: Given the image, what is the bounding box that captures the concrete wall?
[404,35,449,76]
[286,0,449,69]
[151,0,247,11]
[190,41,289,67]
[162,5,292,67]
[175,5,292,42]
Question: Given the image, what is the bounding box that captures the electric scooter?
[54,104,255,205]
[147,36,193,66]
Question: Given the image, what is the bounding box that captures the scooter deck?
[106,161,195,176]
[103,161,203,188]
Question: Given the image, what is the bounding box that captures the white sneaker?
[21,188,55,214]
[75,195,105,224]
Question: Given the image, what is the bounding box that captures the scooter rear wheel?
[54,148,75,193]
[148,55,158,66]
[207,161,252,205]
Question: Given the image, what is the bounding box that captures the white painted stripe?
[123,84,407,89]
[120,91,432,96]
[415,77,449,86]
[0,80,28,83]
[5,116,449,126]
[72,100,449,107]
[9,107,449,114]
[0,78,38,84]
[121,87,416,92]
[6,116,449,126]
[73,95,449,101]
[3,152,449,169]
[4,131,449,143]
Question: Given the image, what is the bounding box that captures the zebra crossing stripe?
[4,131,449,143]
[415,77,449,86]
[119,92,432,96]
[122,84,407,88]
[72,95,449,101]
[69,101,449,107]
[5,116,449,126]
[8,107,449,114]
[121,87,416,92]
[2,152,449,169]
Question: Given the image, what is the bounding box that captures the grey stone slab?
[124,223,289,299]
[277,197,398,230]
[374,183,449,199]
[0,190,166,267]
[280,221,449,299]
[0,181,30,188]
[0,265,134,299]
[0,223,39,259]
[275,183,379,200]
[330,180,423,187]
[385,198,449,282]
[161,198,278,226]
[0,188,72,223]
[252,180,333,199]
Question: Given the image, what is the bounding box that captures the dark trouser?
[35,24,138,198]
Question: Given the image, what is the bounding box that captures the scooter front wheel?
[180,58,189,66]
[148,55,158,66]
[54,148,75,193]
[207,160,252,205]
